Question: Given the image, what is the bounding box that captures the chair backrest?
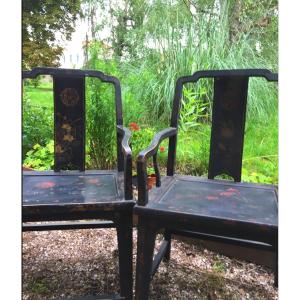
[22,67,124,172]
[167,69,278,182]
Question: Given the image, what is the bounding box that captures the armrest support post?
[137,160,148,205]
[136,127,177,205]
[117,125,133,200]
[153,153,161,187]
[167,135,177,176]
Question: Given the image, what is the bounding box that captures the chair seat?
[23,171,123,204]
[23,170,134,222]
[145,176,278,227]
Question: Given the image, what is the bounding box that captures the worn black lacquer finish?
[117,125,133,200]
[208,76,249,181]
[134,69,278,299]
[53,76,85,171]
[148,177,277,226]
[23,173,119,205]
[22,68,134,300]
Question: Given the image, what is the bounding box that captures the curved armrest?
[117,125,132,158]
[137,127,177,162]
[117,125,133,200]
[137,127,177,205]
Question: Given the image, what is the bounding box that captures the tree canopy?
[22,0,82,69]
[82,0,277,65]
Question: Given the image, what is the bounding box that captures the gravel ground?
[22,228,277,300]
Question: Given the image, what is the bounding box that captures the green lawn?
[24,82,53,108]
[242,114,278,183]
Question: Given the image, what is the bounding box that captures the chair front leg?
[163,230,171,262]
[135,219,157,300]
[115,212,133,300]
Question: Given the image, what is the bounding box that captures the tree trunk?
[229,0,242,43]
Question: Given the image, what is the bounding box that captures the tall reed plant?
[85,42,118,169]
[121,1,277,125]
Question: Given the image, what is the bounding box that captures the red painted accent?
[226,188,239,193]
[36,181,55,189]
[206,195,218,200]
[220,191,235,197]
[220,188,240,197]
[87,178,99,184]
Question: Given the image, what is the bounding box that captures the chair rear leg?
[116,213,133,300]
[163,230,171,262]
[274,239,278,287]
[135,220,157,300]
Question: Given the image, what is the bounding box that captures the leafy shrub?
[122,86,147,126]
[86,78,116,169]
[128,123,168,175]
[242,167,276,184]
[23,140,54,170]
[179,86,210,132]
[85,42,153,169]
[175,127,211,176]
[128,123,155,160]
[22,96,53,158]
[85,43,121,169]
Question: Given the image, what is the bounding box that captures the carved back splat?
[22,67,124,172]
[168,69,278,181]
[208,76,248,181]
[53,75,85,171]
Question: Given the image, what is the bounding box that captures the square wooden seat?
[146,176,277,228]
[136,176,278,248]
[23,171,133,222]
[24,172,120,204]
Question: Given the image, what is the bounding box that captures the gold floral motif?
[218,142,226,151]
[62,123,72,130]
[63,134,75,142]
[55,144,64,153]
[220,120,234,139]
[60,88,79,106]
[221,127,234,138]
[221,97,237,110]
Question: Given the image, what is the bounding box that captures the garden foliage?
[22,0,278,184]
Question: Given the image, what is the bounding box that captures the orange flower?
[159,146,165,152]
[129,122,140,131]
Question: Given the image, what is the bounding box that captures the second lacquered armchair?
[134,69,278,299]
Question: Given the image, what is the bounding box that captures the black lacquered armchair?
[22,67,134,300]
[134,69,278,299]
